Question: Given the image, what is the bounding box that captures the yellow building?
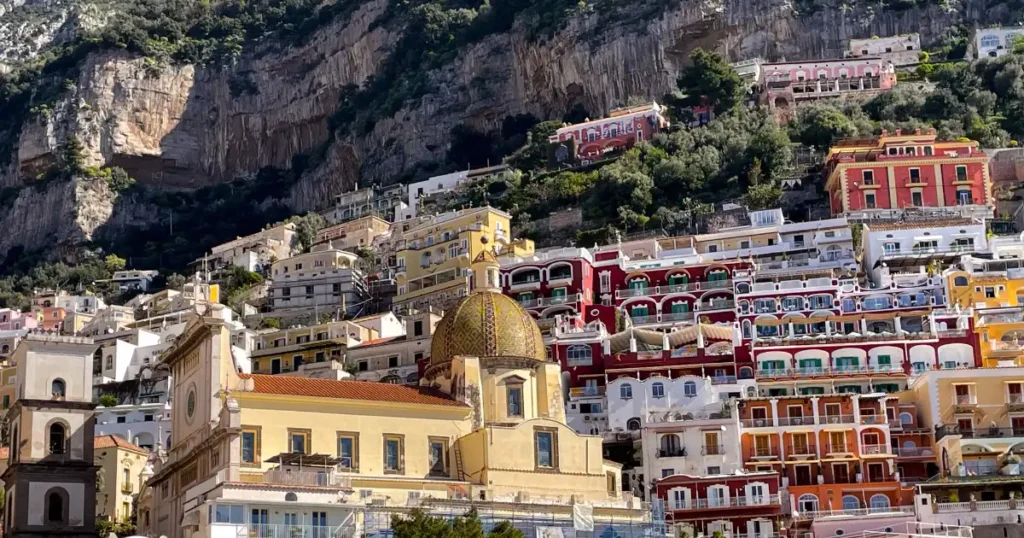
[94,435,149,522]
[141,250,642,538]
[394,206,533,314]
[316,215,392,251]
[909,367,1024,476]
[250,320,374,375]
[946,269,1024,367]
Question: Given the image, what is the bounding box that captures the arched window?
[739,366,754,380]
[797,494,818,512]
[842,495,860,510]
[567,345,592,366]
[51,379,65,398]
[49,423,66,455]
[46,489,66,524]
[953,276,969,287]
[660,434,681,455]
[620,384,633,399]
[981,34,1001,48]
[869,494,891,511]
[683,381,697,397]
[899,412,914,426]
[651,382,665,398]
[626,418,641,431]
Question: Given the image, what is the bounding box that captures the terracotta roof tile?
[356,336,403,347]
[866,218,976,232]
[237,374,467,408]
[94,434,148,454]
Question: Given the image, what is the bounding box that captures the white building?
[974,26,1024,58]
[848,34,921,66]
[199,222,298,271]
[862,218,988,286]
[635,377,748,488]
[109,270,159,292]
[346,310,440,384]
[401,164,512,219]
[268,243,367,323]
[95,401,171,452]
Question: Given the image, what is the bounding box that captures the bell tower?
[470,238,501,292]
[2,334,99,537]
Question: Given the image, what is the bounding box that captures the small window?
[49,423,66,455]
[954,276,969,287]
[911,191,923,207]
[507,385,523,417]
[683,381,697,397]
[51,379,65,397]
[384,435,404,474]
[862,170,874,185]
[652,382,665,399]
[909,168,921,182]
[535,429,557,469]
[620,384,633,399]
[865,193,876,209]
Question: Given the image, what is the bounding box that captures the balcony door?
[751,407,768,427]
[794,464,812,486]
[867,462,885,482]
[832,462,850,483]
[747,519,772,538]
[754,435,771,457]
[791,433,809,455]
[1014,417,1024,436]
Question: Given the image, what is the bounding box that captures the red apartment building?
[547,103,670,165]
[655,471,783,538]
[824,130,992,219]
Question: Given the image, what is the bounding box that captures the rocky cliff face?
[0,0,1009,257]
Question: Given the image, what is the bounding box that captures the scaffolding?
[356,498,669,537]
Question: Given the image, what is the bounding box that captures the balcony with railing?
[820,414,856,425]
[669,494,782,511]
[568,385,606,398]
[936,424,1024,440]
[786,444,816,457]
[703,444,726,456]
[791,506,915,520]
[746,446,780,460]
[615,280,734,300]
[895,446,934,458]
[741,418,774,428]
[860,415,888,425]
[861,444,891,456]
[658,447,687,458]
[698,300,736,312]
[825,443,851,455]
[240,460,354,489]
[246,524,336,538]
[779,416,812,426]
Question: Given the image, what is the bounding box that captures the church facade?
[140,252,645,538]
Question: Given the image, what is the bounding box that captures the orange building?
[890,402,937,483]
[37,306,66,332]
[738,392,911,522]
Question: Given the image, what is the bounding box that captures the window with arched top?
[683,381,697,397]
[620,384,633,399]
[842,495,860,510]
[51,379,65,398]
[46,488,67,524]
[626,418,641,431]
[869,494,891,511]
[798,493,818,512]
[900,412,914,425]
[953,276,969,287]
[651,382,665,398]
[567,345,592,366]
[660,434,681,455]
[49,423,66,455]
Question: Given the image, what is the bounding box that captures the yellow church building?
[139,250,647,538]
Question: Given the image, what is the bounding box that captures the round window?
[186,387,197,422]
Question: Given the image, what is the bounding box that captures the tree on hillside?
[677,49,744,116]
[166,273,187,290]
[288,213,327,253]
[104,254,127,272]
[59,136,86,179]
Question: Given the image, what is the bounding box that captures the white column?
[852,395,861,424]
[770,399,780,427]
[894,316,903,334]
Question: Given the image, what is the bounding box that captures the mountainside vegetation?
[5,0,1024,309]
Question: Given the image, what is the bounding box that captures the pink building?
[548,103,669,165]
[0,309,37,331]
[760,58,897,111]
